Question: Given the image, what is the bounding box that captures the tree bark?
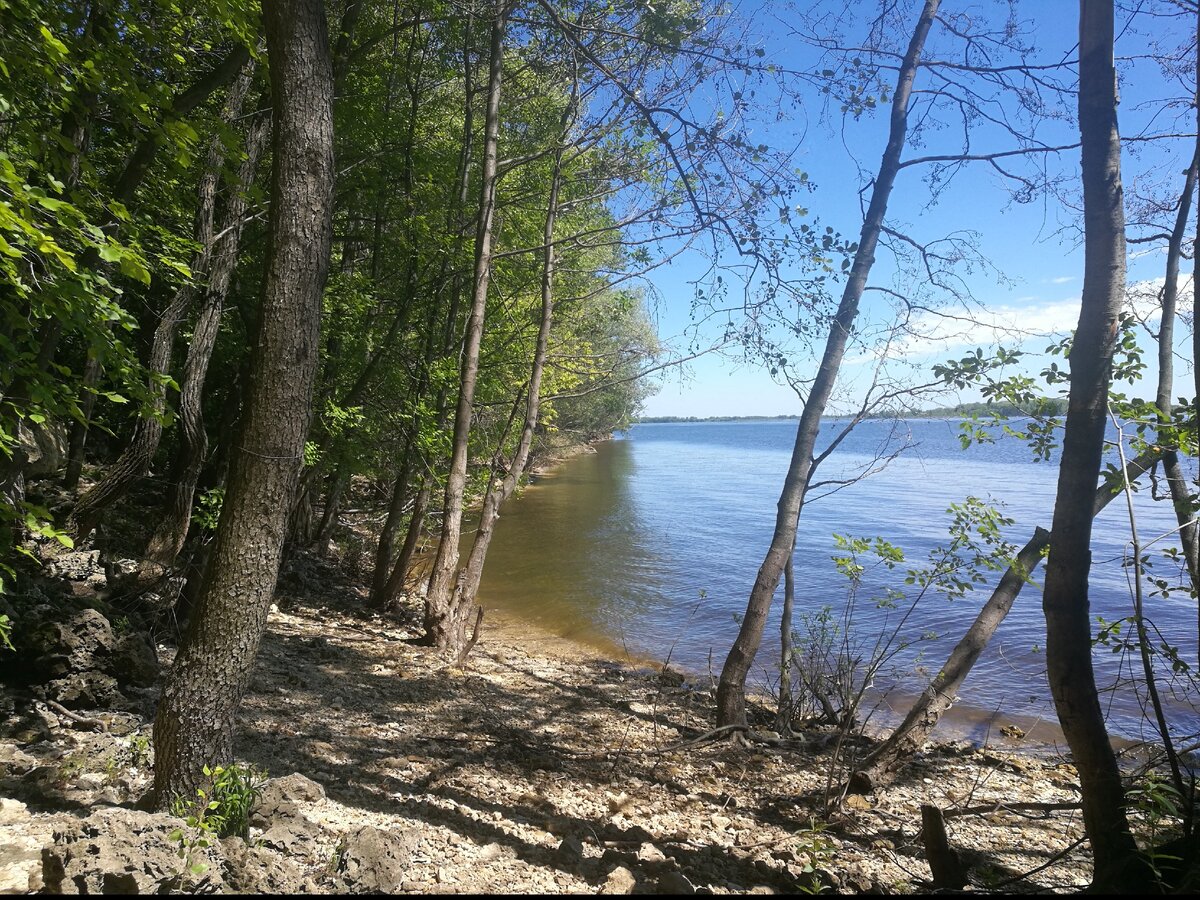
[716,0,940,728]
[776,552,795,733]
[849,448,1161,794]
[1041,2,1146,889]
[1189,2,1200,668]
[424,1,509,656]
[152,0,334,805]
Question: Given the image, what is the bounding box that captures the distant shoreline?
[634,399,1067,425]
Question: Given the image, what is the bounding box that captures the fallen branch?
[943,800,1082,819]
[988,835,1089,890]
[44,700,108,732]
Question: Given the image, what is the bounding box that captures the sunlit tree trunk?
[1155,129,1199,593]
[153,0,334,804]
[424,0,509,656]
[371,12,476,611]
[716,0,940,728]
[451,132,568,649]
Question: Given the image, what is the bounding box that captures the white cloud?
[846,274,1192,366]
[1048,276,1075,284]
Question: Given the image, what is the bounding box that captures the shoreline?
[0,541,1101,894]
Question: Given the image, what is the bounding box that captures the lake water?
[476,419,1199,746]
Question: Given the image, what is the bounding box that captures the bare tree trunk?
[1155,128,1199,590]
[1042,3,1146,888]
[849,449,1161,793]
[776,552,795,734]
[424,1,509,656]
[69,64,256,537]
[716,0,940,728]
[143,114,270,572]
[370,14,477,611]
[371,434,418,604]
[152,0,334,804]
[451,130,567,636]
[1195,4,1200,666]
[313,465,349,553]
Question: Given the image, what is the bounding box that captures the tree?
[153,0,335,803]
[423,0,511,657]
[1040,0,1149,888]
[716,0,942,728]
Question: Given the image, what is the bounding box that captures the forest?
[0,0,1198,894]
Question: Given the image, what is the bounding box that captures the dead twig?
[43,700,108,732]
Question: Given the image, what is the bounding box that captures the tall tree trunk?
[371,4,475,613]
[716,0,940,728]
[1191,3,1200,665]
[1042,2,1145,888]
[850,449,1160,794]
[143,113,270,572]
[1155,128,1199,591]
[424,1,509,656]
[451,134,567,638]
[152,0,334,805]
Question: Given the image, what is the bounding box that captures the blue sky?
[636,0,1196,417]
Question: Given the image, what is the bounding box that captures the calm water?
[477,419,1199,745]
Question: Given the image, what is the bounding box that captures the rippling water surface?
[477,419,1199,744]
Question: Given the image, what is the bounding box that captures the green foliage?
[793,818,835,894]
[1126,773,1185,884]
[0,613,11,651]
[126,732,152,769]
[191,487,225,532]
[932,313,1161,464]
[170,763,265,845]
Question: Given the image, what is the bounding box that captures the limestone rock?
[637,842,667,863]
[46,670,121,709]
[109,632,159,688]
[258,819,323,855]
[220,836,311,894]
[0,799,44,894]
[657,870,696,894]
[338,825,415,894]
[41,807,223,895]
[44,553,104,585]
[18,423,67,477]
[601,865,637,895]
[250,772,327,827]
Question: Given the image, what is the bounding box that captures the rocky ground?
[0,536,1109,895]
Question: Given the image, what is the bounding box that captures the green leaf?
[118,253,151,284]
